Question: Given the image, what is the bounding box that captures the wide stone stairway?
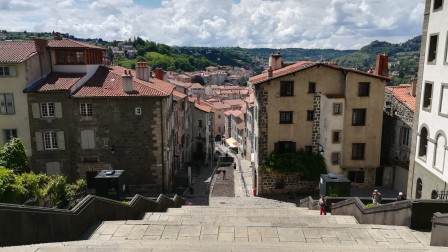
[10,199,443,251]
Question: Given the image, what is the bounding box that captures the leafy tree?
[0,166,22,204]
[66,179,87,208]
[0,138,29,173]
[45,175,69,208]
[191,75,206,85]
[264,150,327,180]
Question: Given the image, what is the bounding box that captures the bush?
[0,138,29,173]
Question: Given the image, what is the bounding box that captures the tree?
[191,75,206,85]
[0,138,29,173]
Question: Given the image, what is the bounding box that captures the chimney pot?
[267,66,273,78]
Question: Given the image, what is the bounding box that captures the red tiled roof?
[73,66,174,98]
[195,102,212,113]
[249,61,389,85]
[237,122,245,130]
[229,110,243,117]
[188,96,196,103]
[0,41,38,63]
[211,102,231,110]
[28,72,85,92]
[190,83,204,89]
[48,38,105,50]
[386,84,416,112]
[173,90,187,101]
[223,99,245,106]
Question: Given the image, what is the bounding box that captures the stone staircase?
[11,203,443,251]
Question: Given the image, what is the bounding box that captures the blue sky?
[0,0,425,49]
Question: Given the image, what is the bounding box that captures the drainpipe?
[160,97,165,193]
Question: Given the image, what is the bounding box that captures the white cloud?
[0,0,425,49]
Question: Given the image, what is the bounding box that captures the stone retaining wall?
[261,171,318,194]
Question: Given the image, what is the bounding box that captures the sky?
[0,0,425,50]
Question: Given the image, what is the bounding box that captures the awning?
[225,137,238,148]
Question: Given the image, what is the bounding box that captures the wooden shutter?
[5,94,14,114]
[32,103,40,118]
[9,66,16,77]
[0,94,5,114]
[54,102,62,118]
[57,131,65,150]
[81,130,95,149]
[81,130,88,149]
[35,132,43,151]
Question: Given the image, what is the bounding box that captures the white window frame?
[3,129,17,143]
[0,93,15,115]
[43,131,58,150]
[439,83,448,116]
[41,102,55,117]
[0,66,16,77]
[80,103,92,116]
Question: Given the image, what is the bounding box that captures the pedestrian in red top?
[319,196,327,215]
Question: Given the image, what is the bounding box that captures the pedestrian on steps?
[233,162,237,170]
[222,169,226,180]
[319,195,327,215]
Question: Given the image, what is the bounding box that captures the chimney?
[267,66,273,78]
[121,69,134,93]
[268,52,283,71]
[411,78,417,97]
[375,52,389,77]
[154,68,165,81]
[135,62,150,81]
[54,32,62,40]
[33,39,48,53]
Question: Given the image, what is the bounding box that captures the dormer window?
[55,50,85,64]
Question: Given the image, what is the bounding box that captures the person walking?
[222,169,226,180]
[318,196,327,215]
[396,192,406,201]
[372,189,382,205]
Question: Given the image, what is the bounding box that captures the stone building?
[382,84,416,193]
[408,0,448,200]
[25,40,176,194]
[248,53,389,195]
[173,90,191,174]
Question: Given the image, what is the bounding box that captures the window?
[352,109,366,126]
[135,107,142,115]
[331,152,340,164]
[41,102,55,117]
[418,127,428,158]
[306,110,314,121]
[198,120,203,128]
[352,143,365,160]
[332,131,341,143]
[274,141,296,154]
[348,171,365,183]
[305,146,313,153]
[416,178,422,199]
[218,114,221,119]
[280,81,294,96]
[439,84,448,115]
[433,0,443,11]
[423,82,433,110]
[81,130,95,149]
[428,34,438,63]
[44,132,58,150]
[308,82,316,93]
[3,129,17,143]
[0,66,16,77]
[76,52,84,63]
[279,111,293,124]
[80,103,92,116]
[400,127,410,146]
[445,33,448,64]
[333,103,342,115]
[55,50,85,64]
[0,93,15,114]
[358,82,370,97]
[434,134,446,169]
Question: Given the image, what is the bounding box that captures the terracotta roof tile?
[28,72,85,92]
[249,61,389,85]
[48,38,105,50]
[73,66,174,98]
[195,102,212,113]
[211,102,231,110]
[223,99,245,106]
[0,41,38,63]
[386,84,415,112]
[173,90,187,101]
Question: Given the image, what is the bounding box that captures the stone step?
[6,239,443,252]
[169,206,321,216]
[80,221,432,249]
[138,212,358,226]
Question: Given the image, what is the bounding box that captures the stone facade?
[312,93,321,153]
[261,171,317,194]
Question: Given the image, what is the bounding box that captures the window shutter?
[274,142,279,153]
[5,94,14,114]
[81,130,88,149]
[57,131,65,150]
[88,130,95,149]
[9,66,17,77]
[35,132,44,151]
[54,102,63,118]
[0,95,6,114]
[32,103,40,118]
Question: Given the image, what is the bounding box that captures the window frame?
[348,171,365,183]
[0,93,15,115]
[445,32,448,65]
[433,0,444,11]
[333,103,342,115]
[358,82,370,97]
[279,111,293,124]
[306,110,314,121]
[275,141,296,154]
[43,131,58,150]
[3,129,17,144]
[422,81,433,111]
[331,152,340,165]
[439,83,448,117]
[55,50,86,65]
[280,81,294,96]
[400,127,410,146]
[418,127,429,160]
[332,131,341,143]
[427,33,439,64]
[352,143,365,160]
[41,102,55,117]
[0,66,15,77]
[308,82,316,93]
[80,103,93,116]
[352,109,366,126]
